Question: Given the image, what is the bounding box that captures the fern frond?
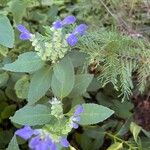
[76,28,150,99]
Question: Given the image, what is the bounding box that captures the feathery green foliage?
[76,28,150,99]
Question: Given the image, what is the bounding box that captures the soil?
[132,95,150,131]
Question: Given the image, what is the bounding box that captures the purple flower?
[52,15,76,29]
[74,105,84,116]
[71,122,79,129]
[70,105,83,129]
[73,24,88,35]
[29,136,54,150]
[15,126,70,150]
[62,15,76,25]
[17,24,32,40]
[60,138,69,147]
[53,20,63,29]
[66,34,78,46]
[15,126,34,140]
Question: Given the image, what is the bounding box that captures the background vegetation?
[0,0,150,150]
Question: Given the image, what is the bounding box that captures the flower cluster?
[17,25,33,40]
[66,24,88,46]
[15,103,83,150]
[53,15,88,46]
[16,15,88,62]
[15,126,69,150]
[49,97,63,119]
[53,15,76,29]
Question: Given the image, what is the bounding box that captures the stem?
[105,132,137,150]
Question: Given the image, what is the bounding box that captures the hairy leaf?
[51,56,75,99]
[3,52,45,73]
[10,104,53,126]
[28,67,52,104]
[6,135,19,150]
[14,75,29,99]
[69,74,93,97]
[79,103,114,125]
[0,15,14,48]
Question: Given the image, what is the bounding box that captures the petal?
[17,24,30,33]
[72,116,80,122]
[50,142,57,150]
[20,33,31,40]
[15,126,34,141]
[62,15,76,25]
[60,138,69,148]
[66,34,78,46]
[45,136,52,146]
[73,24,88,35]
[72,122,79,129]
[53,20,63,29]
[35,142,50,150]
[74,105,83,116]
[29,136,41,149]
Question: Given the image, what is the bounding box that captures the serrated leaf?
[3,52,45,73]
[79,104,114,125]
[28,67,52,104]
[0,15,14,48]
[130,122,141,143]
[107,142,123,150]
[10,104,53,126]
[14,75,29,99]
[7,135,20,150]
[51,56,75,99]
[69,74,93,97]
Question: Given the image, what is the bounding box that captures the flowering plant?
[4,16,114,150]
[1,1,149,149]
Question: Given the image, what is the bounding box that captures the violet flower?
[66,24,88,46]
[53,15,76,29]
[73,24,88,36]
[62,15,76,25]
[29,136,54,150]
[17,24,32,40]
[60,138,70,148]
[15,126,70,150]
[70,105,83,129]
[52,20,63,29]
[66,34,78,46]
[15,125,35,140]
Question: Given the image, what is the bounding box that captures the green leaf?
[79,103,114,125]
[130,122,141,143]
[14,75,29,99]
[69,74,93,97]
[112,100,134,119]
[7,135,20,150]
[51,56,75,99]
[107,142,123,150]
[28,67,52,104]
[67,51,87,67]
[10,104,53,126]
[0,15,14,48]
[3,52,45,73]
